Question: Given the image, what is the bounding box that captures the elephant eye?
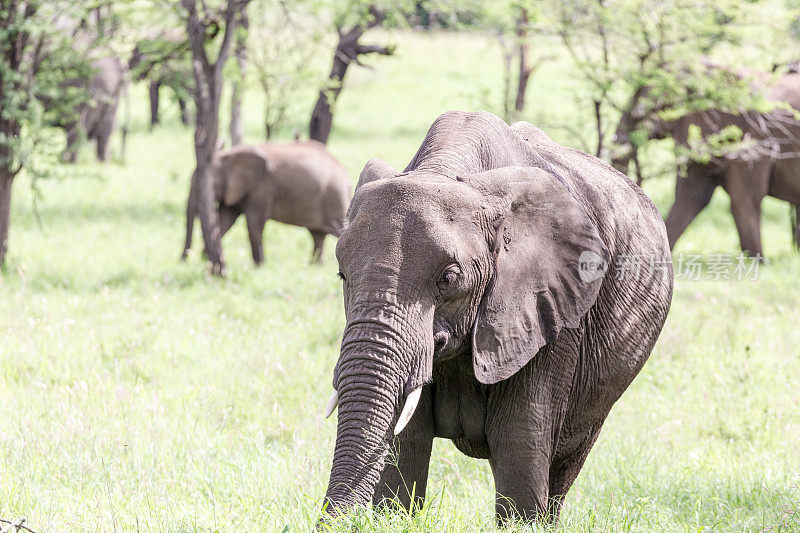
[437,265,461,293]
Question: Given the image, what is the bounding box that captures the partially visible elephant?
[614,70,800,257]
[320,111,673,524]
[129,30,193,127]
[182,141,351,265]
[60,56,127,163]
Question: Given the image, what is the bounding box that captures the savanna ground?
[1,30,800,532]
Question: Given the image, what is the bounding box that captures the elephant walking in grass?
[182,141,351,265]
[321,111,673,524]
[60,56,127,163]
[614,70,800,257]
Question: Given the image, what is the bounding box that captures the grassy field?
[2,30,800,532]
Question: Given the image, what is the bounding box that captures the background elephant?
[615,70,800,257]
[129,30,193,127]
[321,111,673,524]
[182,140,350,265]
[60,56,127,163]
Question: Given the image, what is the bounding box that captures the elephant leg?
[200,207,238,259]
[218,206,240,238]
[309,230,326,264]
[792,205,800,249]
[487,338,579,524]
[373,386,434,512]
[245,208,268,266]
[63,122,79,163]
[664,164,717,249]
[729,197,763,258]
[725,160,768,258]
[149,81,161,128]
[546,423,603,520]
[95,104,117,162]
[489,442,550,523]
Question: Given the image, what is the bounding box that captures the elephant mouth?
[433,329,463,362]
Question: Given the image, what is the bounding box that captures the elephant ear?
[469,166,609,384]
[220,148,273,206]
[355,159,400,191]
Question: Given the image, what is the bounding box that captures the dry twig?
[0,518,37,533]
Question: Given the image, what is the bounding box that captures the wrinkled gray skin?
[322,111,673,524]
[614,72,800,256]
[62,56,127,163]
[182,141,351,265]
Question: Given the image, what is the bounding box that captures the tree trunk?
[0,171,14,266]
[610,84,649,176]
[230,82,243,146]
[594,99,604,157]
[230,12,248,146]
[149,80,160,127]
[309,7,392,144]
[182,0,249,275]
[514,8,532,114]
[309,53,347,144]
[178,96,190,125]
[499,36,513,121]
[188,67,225,274]
[0,0,26,267]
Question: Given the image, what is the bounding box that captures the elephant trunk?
[323,356,400,514]
[322,311,431,518]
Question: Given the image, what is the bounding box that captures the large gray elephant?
[182,141,351,265]
[614,70,800,257]
[59,56,127,163]
[321,111,673,524]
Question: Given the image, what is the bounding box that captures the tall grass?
[1,30,798,532]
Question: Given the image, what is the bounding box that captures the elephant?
[320,111,673,525]
[614,70,800,257]
[59,56,127,163]
[182,140,351,265]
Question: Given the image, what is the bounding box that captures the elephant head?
[181,145,273,260]
[212,146,274,206]
[321,160,608,516]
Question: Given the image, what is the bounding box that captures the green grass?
[2,30,800,532]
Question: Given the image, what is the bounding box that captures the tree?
[0,0,91,266]
[513,6,535,114]
[181,0,251,275]
[549,0,767,181]
[249,0,324,140]
[229,9,248,146]
[479,0,548,122]
[308,4,395,144]
[129,28,194,128]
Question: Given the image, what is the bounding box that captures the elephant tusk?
[393,387,422,436]
[324,390,339,419]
